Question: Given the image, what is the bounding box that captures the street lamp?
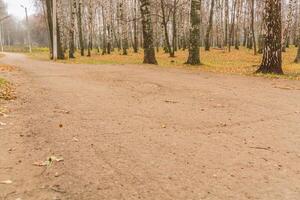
[21,5,32,53]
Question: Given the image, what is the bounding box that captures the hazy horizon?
[4,0,35,19]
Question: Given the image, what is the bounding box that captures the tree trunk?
[257,34,265,54]
[56,0,65,59]
[228,0,237,52]
[77,0,84,56]
[107,25,112,54]
[120,1,128,55]
[45,0,53,59]
[45,0,64,60]
[186,0,201,65]
[133,0,139,53]
[256,0,283,74]
[87,0,93,57]
[172,0,178,52]
[295,37,300,63]
[101,6,107,55]
[204,0,215,51]
[250,0,257,55]
[282,0,296,52]
[56,15,65,59]
[224,0,229,47]
[69,0,76,58]
[160,0,174,57]
[234,0,241,50]
[140,0,158,64]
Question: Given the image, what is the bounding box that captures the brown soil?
[0,53,300,200]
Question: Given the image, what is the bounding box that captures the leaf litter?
[0,180,13,184]
[33,156,64,167]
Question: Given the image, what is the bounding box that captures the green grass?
[3,46,49,53]
[0,77,7,86]
[28,46,300,80]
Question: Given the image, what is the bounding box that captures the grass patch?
[0,78,15,100]
[3,46,49,53]
[28,46,300,80]
[0,77,6,86]
[0,63,16,100]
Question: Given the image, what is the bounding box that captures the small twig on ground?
[249,146,272,151]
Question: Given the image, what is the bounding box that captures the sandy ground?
[0,53,299,200]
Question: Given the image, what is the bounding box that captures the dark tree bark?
[250,0,257,55]
[204,0,215,51]
[87,0,93,57]
[69,0,76,59]
[101,6,107,55]
[256,0,283,74]
[172,0,178,52]
[224,0,229,47]
[257,34,265,54]
[228,0,237,52]
[282,0,296,52]
[77,0,84,56]
[295,37,300,63]
[234,0,241,50]
[107,25,112,54]
[133,0,139,53]
[120,1,128,55]
[45,0,53,59]
[160,0,174,57]
[56,16,65,60]
[45,0,64,60]
[186,0,201,65]
[140,0,158,64]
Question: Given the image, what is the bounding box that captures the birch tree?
[140,0,157,64]
[256,0,283,74]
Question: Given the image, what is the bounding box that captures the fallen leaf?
[33,161,49,166]
[0,180,13,184]
[51,184,66,193]
[50,156,64,162]
[0,112,8,117]
[214,104,224,108]
[54,172,60,177]
[54,110,70,114]
[33,156,64,167]
[164,100,178,104]
[219,122,227,127]
[0,121,7,126]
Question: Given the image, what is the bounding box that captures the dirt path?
[0,53,300,200]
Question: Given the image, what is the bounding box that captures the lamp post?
[21,5,32,53]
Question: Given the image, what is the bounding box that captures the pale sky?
[4,0,35,19]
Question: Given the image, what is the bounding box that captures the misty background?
[0,0,48,50]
